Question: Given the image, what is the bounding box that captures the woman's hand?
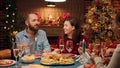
[78,47,82,55]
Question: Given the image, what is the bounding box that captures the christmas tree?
[84,0,116,43]
[4,0,18,43]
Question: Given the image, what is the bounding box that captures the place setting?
[0,59,16,67]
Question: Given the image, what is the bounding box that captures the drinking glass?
[18,46,24,58]
[20,39,32,55]
[66,40,73,53]
[59,39,64,53]
[12,42,20,68]
[17,44,24,62]
[13,49,19,61]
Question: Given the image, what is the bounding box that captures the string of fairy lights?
[4,0,18,42]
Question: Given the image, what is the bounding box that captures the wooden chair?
[0,49,11,59]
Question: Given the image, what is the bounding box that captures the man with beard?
[15,13,51,54]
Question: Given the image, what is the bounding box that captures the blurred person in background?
[107,12,120,68]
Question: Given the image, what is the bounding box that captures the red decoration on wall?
[61,12,70,19]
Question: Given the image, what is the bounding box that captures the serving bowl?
[21,55,35,63]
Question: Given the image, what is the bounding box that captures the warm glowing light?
[4,27,6,29]
[47,2,56,7]
[12,20,15,22]
[12,13,15,16]
[88,19,92,23]
[45,0,66,2]
[6,7,8,10]
[12,31,18,36]
[11,25,13,27]
[6,21,8,23]
[8,28,10,30]
[6,15,9,17]
[8,4,11,7]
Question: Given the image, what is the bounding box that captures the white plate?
[40,61,74,66]
[0,59,16,67]
[27,54,42,58]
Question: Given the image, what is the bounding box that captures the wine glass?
[18,46,24,58]
[20,38,33,55]
[13,49,19,61]
[17,45,24,65]
[13,42,20,68]
[66,40,73,53]
[59,39,64,53]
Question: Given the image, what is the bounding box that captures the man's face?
[26,14,40,31]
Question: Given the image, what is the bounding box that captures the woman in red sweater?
[55,17,90,54]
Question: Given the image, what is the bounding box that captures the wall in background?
[16,0,120,35]
[16,0,85,36]
[112,0,120,12]
[16,0,84,23]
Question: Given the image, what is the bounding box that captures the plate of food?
[61,53,75,58]
[40,53,74,66]
[0,59,16,66]
[21,55,35,63]
[28,54,42,59]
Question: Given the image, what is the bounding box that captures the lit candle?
[82,39,85,53]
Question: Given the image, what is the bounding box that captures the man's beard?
[28,25,39,32]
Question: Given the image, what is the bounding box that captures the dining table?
[1,57,83,68]
[23,58,82,68]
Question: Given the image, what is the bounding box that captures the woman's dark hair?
[115,12,120,40]
[116,12,120,23]
[64,17,82,44]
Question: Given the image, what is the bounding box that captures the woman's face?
[63,21,75,35]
